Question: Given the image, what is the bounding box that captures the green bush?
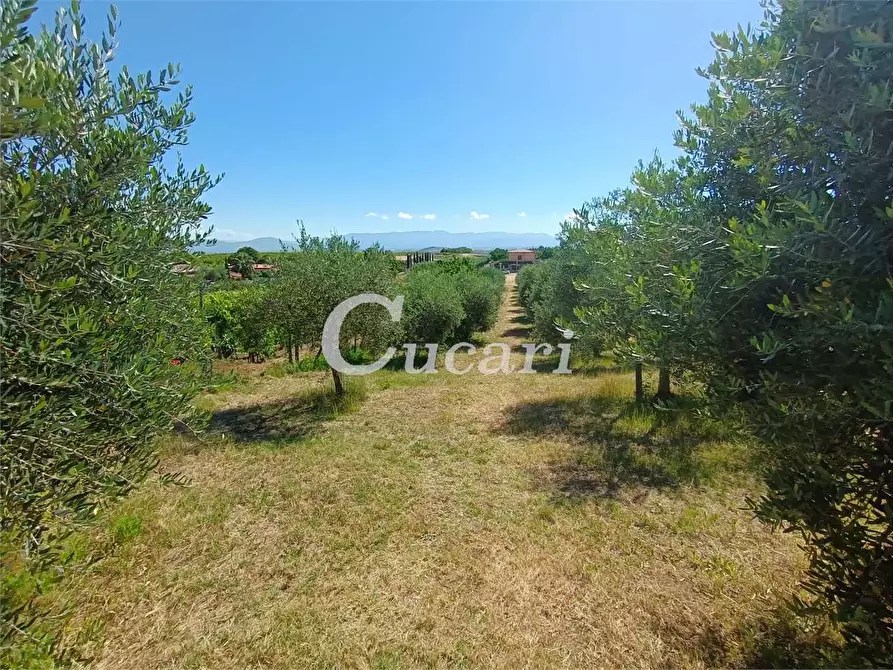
[517,247,606,354]
[516,262,545,309]
[456,267,503,340]
[263,229,399,394]
[401,261,503,344]
[488,247,508,263]
[402,267,466,343]
[203,287,280,361]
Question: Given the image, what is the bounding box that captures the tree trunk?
[635,363,644,404]
[656,367,671,400]
[331,367,344,397]
[287,334,294,364]
[295,344,300,363]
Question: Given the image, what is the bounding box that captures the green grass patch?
[111,515,143,544]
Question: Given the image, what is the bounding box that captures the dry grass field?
[52,275,839,668]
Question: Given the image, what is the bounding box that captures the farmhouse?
[500,249,537,272]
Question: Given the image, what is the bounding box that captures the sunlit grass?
[32,276,838,668]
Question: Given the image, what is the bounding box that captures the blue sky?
[33,1,766,240]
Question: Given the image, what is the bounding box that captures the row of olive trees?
[520,0,892,659]
[200,237,505,391]
[1,1,219,662]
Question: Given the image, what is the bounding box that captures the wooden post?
[635,363,644,404]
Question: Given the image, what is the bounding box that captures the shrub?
[203,287,278,360]
[517,262,545,309]
[402,266,466,343]
[517,250,602,350]
[401,261,503,344]
[456,268,503,340]
[488,247,508,263]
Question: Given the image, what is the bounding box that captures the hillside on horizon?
[195,230,558,253]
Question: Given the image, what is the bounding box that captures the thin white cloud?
[381,215,389,220]
[470,211,490,220]
[420,213,436,220]
[398,212,413,220]
[518,211,527,217]
[365,212,377,217]
[213,228,248,241]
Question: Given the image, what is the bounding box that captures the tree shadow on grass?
[384,348,436,371]
[680,605,857,669]
[501,326,533,339]
[201,384,364,446]
[740,614,855,668]
[526,353,627,375]
[642,603,854,669]
[498,394,754,501]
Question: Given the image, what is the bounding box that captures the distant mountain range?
[194,230,558,254]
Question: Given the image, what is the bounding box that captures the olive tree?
[532,1,892,655]
[1,0,219,657]
[671,1,893,657]
[273,226,398,394]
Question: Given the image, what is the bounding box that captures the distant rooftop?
[509,249,534,253]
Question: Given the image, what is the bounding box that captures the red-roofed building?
[498,249,537,272]
[508,249,536,263]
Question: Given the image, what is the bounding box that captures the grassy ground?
[52,275,835,668]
